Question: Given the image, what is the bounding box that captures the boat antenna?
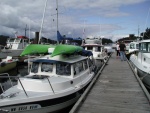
[38,0,48,44]
[138,25,140,38]
[25,24,28,38]
[29,20,31,43]
[82,20,85,39]
[14,31,18,38]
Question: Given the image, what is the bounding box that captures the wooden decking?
[70,53,150,113]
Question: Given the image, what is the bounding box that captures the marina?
[0,51,150,113]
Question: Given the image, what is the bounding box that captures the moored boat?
[130,39,150,89]
[0,44,96,113]
[125,41,139,60]
[82,37,108,62]
[0,56,18,73]
[0,36,29,59]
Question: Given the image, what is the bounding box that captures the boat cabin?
[5,36,29,49]
[82,44,107,60]
[138,40,150,53]
[29,55,94,78]
[128,42,139,53]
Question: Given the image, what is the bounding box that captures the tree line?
[117,28,150,42]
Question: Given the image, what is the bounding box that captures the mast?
[25,24,27,38]
[38,0,48,44]
[56,0,59,44]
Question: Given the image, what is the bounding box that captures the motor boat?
[125,41,139,60]
[0,36,29,59]
[130,39,150,89]
[0,44,96,113]
[82,37,108,62]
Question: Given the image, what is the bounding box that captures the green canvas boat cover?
[51,44,83,57]
[20,44,56,56]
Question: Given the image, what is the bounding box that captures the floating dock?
[70,53,150,113]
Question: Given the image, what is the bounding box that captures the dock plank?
[74,53,150,113]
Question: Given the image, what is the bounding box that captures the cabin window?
[8,38,15,43]
[87,46,93,50]
[74,61,84,75]
[56,63,71,76]
[98,47,101,51]
[41,63,53,72]
[83,60,88,70]
[140,43,146,52]
[136,44,139,49]
[130,43,135,49]
[148,43,150,52]
[15,38,21,43]
[31,62,39,73]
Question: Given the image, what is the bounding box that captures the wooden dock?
[70,53,150,113]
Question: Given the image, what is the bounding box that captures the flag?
[57,30,64,41]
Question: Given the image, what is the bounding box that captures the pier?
[70,53,150,113]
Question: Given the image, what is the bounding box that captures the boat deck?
[70,53,150,113]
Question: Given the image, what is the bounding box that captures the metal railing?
[0,73,55,98]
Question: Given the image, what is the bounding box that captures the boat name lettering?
[10,104,40,112]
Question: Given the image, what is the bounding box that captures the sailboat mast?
[56,0,59,44]
[38,0,48,44]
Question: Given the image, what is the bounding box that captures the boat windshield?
[130,43,139,49]
[56,63,71,76]
[41,63,53,72]
[7,38,15,43]
[31,62,39,73]
[74,61,84,76]
[140,42,150,53]
[15,38,21,43]
[136,44,139,49]
[87,46,93,50]
[95,47,101,52]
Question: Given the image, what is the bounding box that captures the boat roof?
[130,41,139,44]
[32,55,87,64]
[82,44,103,47]
[140,39,150,43]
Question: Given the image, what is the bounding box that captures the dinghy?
[0,56,18,73]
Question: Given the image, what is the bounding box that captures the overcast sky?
[0,0,150,41]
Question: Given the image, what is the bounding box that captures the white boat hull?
[130,53,150,89]
[0,49,23,59]
[0,80,91,113]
